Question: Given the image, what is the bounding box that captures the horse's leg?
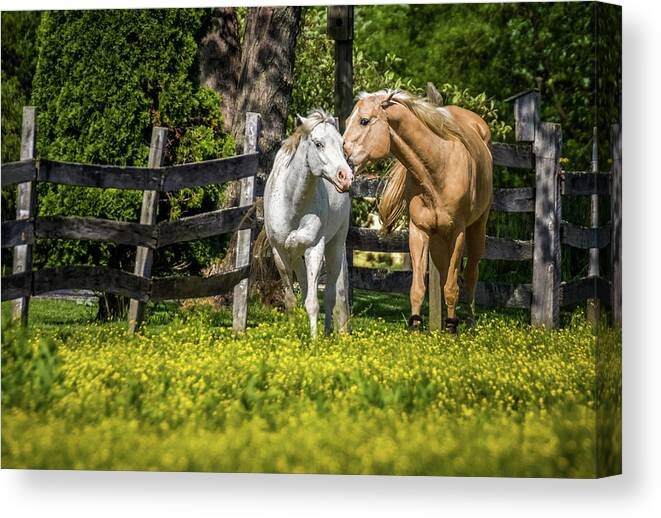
[285,214,322,250]
[408,221,429,330]
[303,237,325,338]
[324,236,349,335]
[272,246,297,311]
[443,230,466,334]
[292,255,308,302]
[464,209,489,327]
[323,248,338,337]
[336,246,350,334]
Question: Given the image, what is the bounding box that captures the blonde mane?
[358,89,474,153]
[359,90,480,234]
[282,108,336,155]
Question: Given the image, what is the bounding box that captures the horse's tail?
[377,160,408,235]
[250,227,274,285]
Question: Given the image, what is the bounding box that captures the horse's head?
[343,91,396,174]
[298,111,353,193]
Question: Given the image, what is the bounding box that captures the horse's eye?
[360,118,370,126]
[314,140,324,150]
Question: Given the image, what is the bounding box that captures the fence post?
[610,123,622,326]
[232,112,261,333]
[328,6,353,132]
[587,126,601,327]
[512,90,541,142]
[531,122,562,328]
[11,106,37,326]
[426,82,444,331]
[127,126,168,334]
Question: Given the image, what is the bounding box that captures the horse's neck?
[276,143,317,208]
[387,105,450,205]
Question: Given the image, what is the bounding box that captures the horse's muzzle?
[334,169,353,193]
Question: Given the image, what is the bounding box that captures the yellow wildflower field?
[1,293,621,477]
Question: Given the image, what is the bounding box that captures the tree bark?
[199,8,242,131]
[200,6,302,178]
[233,7,302,178]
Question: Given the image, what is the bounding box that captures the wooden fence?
[345,88,622,329]
[1,107,262,332]
[2,94,622,332]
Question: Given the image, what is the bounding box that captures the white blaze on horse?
[261,109,353,338]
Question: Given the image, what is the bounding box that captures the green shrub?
[30,9,235,281]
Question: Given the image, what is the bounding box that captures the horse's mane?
[359,90,481,235]
[282,108,336,156]
[358,89,475,155]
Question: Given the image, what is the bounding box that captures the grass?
[1,292,621,477]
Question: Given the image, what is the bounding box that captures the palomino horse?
[343,90,493,332]
[261,109,353,337]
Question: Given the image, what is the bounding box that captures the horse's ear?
[381,90,398,109]
[295,114,305,127]
[331,117,339,130]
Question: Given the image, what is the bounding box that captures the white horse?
[262,109,354,337]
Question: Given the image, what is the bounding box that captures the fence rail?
[490,142,534,169]
[562,171,611,196]
[349,267,533,309]
[1,265,251,303]
[561,221,611,249]
[1,153,259,191]
[1,205,254,250]
[560,276,611,307]
[2,109,262,332]
[346,227,533,261]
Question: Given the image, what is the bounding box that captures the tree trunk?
[199,8,242,131]
[200,6,302,179]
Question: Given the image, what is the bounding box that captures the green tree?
[354,2,618,169]
[1,11,42,163]
[1,11,42,273]
[31,9,235,318]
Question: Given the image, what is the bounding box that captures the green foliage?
[290,7,420,130]
[354,3,620,170]
[438,84,511,141]
[1,11,42,234]
[1,320,63,412]
[1,295,617,477]
[1,74,26,165]
[30,9,235,276]
[1,10,41,160]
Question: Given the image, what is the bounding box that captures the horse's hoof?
[445,317,459,334]
[408,314,423,331]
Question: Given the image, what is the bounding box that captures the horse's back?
[444,105,493,219]
[445,105,491,147]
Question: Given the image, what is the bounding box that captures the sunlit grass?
[1,294,620,476]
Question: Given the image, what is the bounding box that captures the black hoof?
[445,317,460,334]
[408,314,423,331]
